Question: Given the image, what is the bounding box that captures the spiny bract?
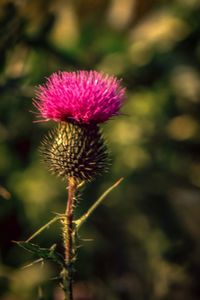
[41,122,109,183]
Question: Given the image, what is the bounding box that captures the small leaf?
[15,241,65,267]
[74,177,124,231]
[81,238,94,242]
[22,258,44,269]
[26,216,60,242]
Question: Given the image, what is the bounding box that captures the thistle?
[33,70,125,299]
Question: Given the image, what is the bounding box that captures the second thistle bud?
[41,122,109,184]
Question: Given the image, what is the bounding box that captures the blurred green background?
[1,0,200,299]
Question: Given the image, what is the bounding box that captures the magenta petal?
[34,70,126,124]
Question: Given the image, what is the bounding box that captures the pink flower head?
[34,70,125,123]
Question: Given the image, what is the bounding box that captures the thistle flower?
[34,70,125,124]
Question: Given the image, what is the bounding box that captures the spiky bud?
[41,122,109,184]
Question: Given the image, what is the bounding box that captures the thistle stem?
[62,177,77,300]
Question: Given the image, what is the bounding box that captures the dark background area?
[1,0,200,299]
